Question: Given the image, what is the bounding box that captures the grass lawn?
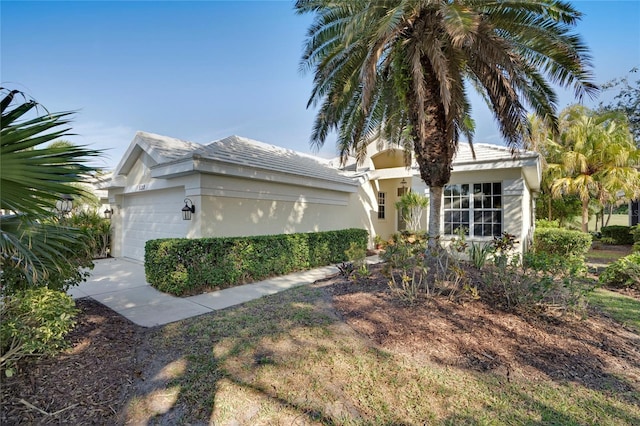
[586,244,639,332]
[586,244,633,264]
[124,282,640,425]
[588,288,640,333]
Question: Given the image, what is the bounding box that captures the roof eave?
[151,156,359,193]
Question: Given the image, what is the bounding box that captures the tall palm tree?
[1,88,101,286]
[550,105,640,232]
[296,0,597,244]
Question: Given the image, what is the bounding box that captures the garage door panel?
[122,188,188,261]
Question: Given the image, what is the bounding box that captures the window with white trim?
[377,192,386,219]
[444,182,502,237]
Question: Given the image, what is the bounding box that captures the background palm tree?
[549,105,640,232]
[47,139,101,209]
[1,88,101,288]
[296,0,597,245]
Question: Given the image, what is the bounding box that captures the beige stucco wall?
[108,152,197,258]
[196,174,361,238]
[359,167,535,255]
[366,177,429,242]
[444,168,531,254]
[108,146,536,258]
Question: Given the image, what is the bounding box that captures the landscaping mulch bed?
[2,263,639,423]
[0,298,143,425]
[328,266,640,397]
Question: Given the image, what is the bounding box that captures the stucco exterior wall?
[108,153,197,259]
[107,137,539,260]
[446,168,531,254]
[196,174,360,238]
[366,177,430,241]
[344,183,378,246]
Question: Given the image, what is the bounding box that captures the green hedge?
[533,228,592,258]
[145,229,368,296]
[601,225,634,245]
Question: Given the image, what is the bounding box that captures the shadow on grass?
[589,288,640,333]
[123,286,372,424]
[333,282,640,408]
[123,281,640,424]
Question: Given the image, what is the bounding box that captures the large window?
[377,192,386,219]
[444,182,502,237]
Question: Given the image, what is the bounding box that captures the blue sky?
[2,1,639,170]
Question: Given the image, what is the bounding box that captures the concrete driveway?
[69,257,345,327]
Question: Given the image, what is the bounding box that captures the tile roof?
[122,132,536,185]
[453,143,538,165]
[130,132,355,185]
[200,135,355,185]
[336,142,539,171]
[136,131,204,163]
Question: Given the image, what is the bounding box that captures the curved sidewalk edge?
[69,256,380,328]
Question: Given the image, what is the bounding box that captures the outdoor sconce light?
[182,198,195,220]
[55,194,73,218]
[104,207,114,219]
[400,178,407,188]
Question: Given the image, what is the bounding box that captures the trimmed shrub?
[535,219,560,229]
[145,229,368,296]
[601,225,634,245]
[599,252,640,289]
[631,225,640,252]
[533,228,592,258]
[1,288,78,376]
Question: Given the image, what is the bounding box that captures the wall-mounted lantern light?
[104,207,114,219]
[182,198,195,220]
[400,178,407,188]
[55,194,73,218]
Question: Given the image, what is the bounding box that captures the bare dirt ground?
[2,262,639,424]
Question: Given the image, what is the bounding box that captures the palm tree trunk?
[581,198,589,233]
[605,203,613,227]
[428,186,443,248]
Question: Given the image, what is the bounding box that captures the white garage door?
[122,188,189,261]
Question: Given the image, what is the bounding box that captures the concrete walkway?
[69,257,377,328]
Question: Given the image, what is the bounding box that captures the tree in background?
[548,105,640,232]
[296,0,596,246]
[534,193,582,227]
[528,114,586,227]
[48,139,101,210]
[0,88,101,292]
[600,68,639,147]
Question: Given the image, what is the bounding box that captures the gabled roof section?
[113,131,203,176]
[341,141,539,171]
[453,143,541,191]
[193,135,355,186]
[453,143,538,165]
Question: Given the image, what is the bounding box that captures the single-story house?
[104,131,541,262]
